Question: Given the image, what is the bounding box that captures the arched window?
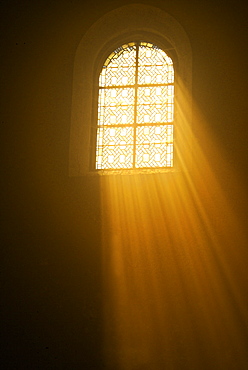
[69,4,192,176]
[95,42,174,170]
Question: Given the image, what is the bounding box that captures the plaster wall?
[1,1,248,368]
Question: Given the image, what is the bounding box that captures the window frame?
[69,4,192,176]
[93,40,177,172]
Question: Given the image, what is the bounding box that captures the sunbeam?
[100,81,248,369]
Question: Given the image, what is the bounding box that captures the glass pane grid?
[137,105,174,124]
[136,143,173,168]
[136,125,173,145]
[137,85,174,123]
[136,123,173,167]
[99,44,136,87]
[96,42,175,170]
[138,45,174,85]
[96,126,134,169]
[98,87,135,125]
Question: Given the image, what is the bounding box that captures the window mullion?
[133,43,139,168]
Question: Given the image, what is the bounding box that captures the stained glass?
[96,126,133,169]
[96,42,174,170]
[99,44,136,87]
[136,125,173,168]
[98,87,135,126]
[138,43,174,85]
[137,86,174,123]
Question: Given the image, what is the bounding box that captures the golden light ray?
[100,79,248,368]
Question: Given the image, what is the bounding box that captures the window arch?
[69,4,192,176]
[95,42,174,170]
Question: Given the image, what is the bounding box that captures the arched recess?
[69,4,192,176]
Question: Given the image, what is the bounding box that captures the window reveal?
[95,42,174,170]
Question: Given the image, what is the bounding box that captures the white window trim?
[69,4,192,176]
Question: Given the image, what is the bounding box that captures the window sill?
[86,167,180,176]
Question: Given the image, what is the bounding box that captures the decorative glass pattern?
[96,127,134,169]
[99,43,137,87]
[138,42,174,85]
[137,86,174,123]
[96,42,174,170]
[98,88,135,126]
[136,125,173,168]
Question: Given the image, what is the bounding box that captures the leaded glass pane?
[96,42,175,170]
[137,86,174,123]
[96,127,133,169]
[98,87,135,125]
[136,125,173,167]
[136,142,173,168]
[99,44,136,87]
[136,125,173,145]
[138,44,174,85]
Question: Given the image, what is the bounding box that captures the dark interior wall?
[1,0,248,369]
